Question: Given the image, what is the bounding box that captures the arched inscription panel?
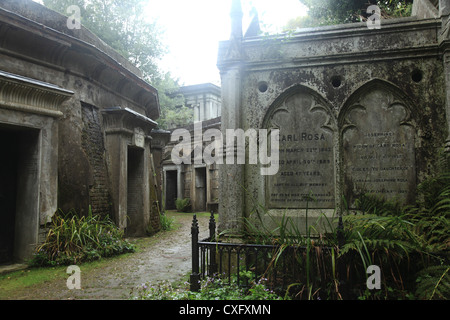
[342,86,416,207]
[265,89,336,209]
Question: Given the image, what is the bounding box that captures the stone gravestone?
[342,86,416,207]
[265,89,336,210]
[256,83,417,235]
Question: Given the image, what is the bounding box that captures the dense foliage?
[133,165,449,300]
[345,170,450,299]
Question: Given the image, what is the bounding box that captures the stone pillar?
[217,0,245,236]
[177,164,184,200]
[218,66,245,236]
[102,107,157,236]
[440,1,450,161]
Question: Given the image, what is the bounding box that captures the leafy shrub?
[175,198,191,212]
[31,207,135,267]
[415,265,450,300]
[131,276,282,300]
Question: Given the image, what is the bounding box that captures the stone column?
[217,0,245,236]
[218,66,244,235]
[443,53,450,157]
[440,1,450,161]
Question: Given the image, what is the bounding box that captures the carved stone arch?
[263,84,337,132]
[338,78,416,132]
[339,79,417,208]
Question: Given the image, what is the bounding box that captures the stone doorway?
[126,147,145,237]
[165,170,178,210]
[194,167,207,212]
[0,125,40,264]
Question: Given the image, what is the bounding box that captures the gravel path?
[3,213,210,300]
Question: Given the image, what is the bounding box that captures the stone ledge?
[0,264,28,275]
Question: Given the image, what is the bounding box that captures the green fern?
[175,198,191,212]
[415,265,450,300]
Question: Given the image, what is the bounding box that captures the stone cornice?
[0,70,73,118]
[102,106,158,138]
[218,17,442,71]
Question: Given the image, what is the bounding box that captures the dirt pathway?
[3,213,210,300]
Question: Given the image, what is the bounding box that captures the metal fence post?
[190,214,200,292]
[337,215,344,248]
[208,211,218,275]
[336,215,348,299]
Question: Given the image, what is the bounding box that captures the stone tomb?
[223,81,421,235]
[217,0,448,236]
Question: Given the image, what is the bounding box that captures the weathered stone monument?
[217,0,450,236]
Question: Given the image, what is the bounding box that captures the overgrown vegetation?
[159,212,176,232]
[30,207,135,267]
[343,169,450,300]
[214,167,450,300]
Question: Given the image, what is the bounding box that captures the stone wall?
[81,102,111,216]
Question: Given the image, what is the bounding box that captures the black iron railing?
[190,212,349,298]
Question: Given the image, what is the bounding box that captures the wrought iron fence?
[190,212,349,299]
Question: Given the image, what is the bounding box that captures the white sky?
[146,0,308,86]
[33,0,308,86]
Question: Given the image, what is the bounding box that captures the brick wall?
[81,102,111,217]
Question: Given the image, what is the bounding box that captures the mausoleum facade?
[162,84,222,214]
[217,0,450,235]
[0,0,161,263]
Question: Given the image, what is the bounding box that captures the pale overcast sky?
[146,0,308,86]
[33,0,308,86]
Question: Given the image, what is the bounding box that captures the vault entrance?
[165,170,178,210]
[0,125,40,264]
[127,147,145,237]
[194,167,207,212]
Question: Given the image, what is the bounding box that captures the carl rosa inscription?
[342,88,416,207]
[266,91,335,209]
